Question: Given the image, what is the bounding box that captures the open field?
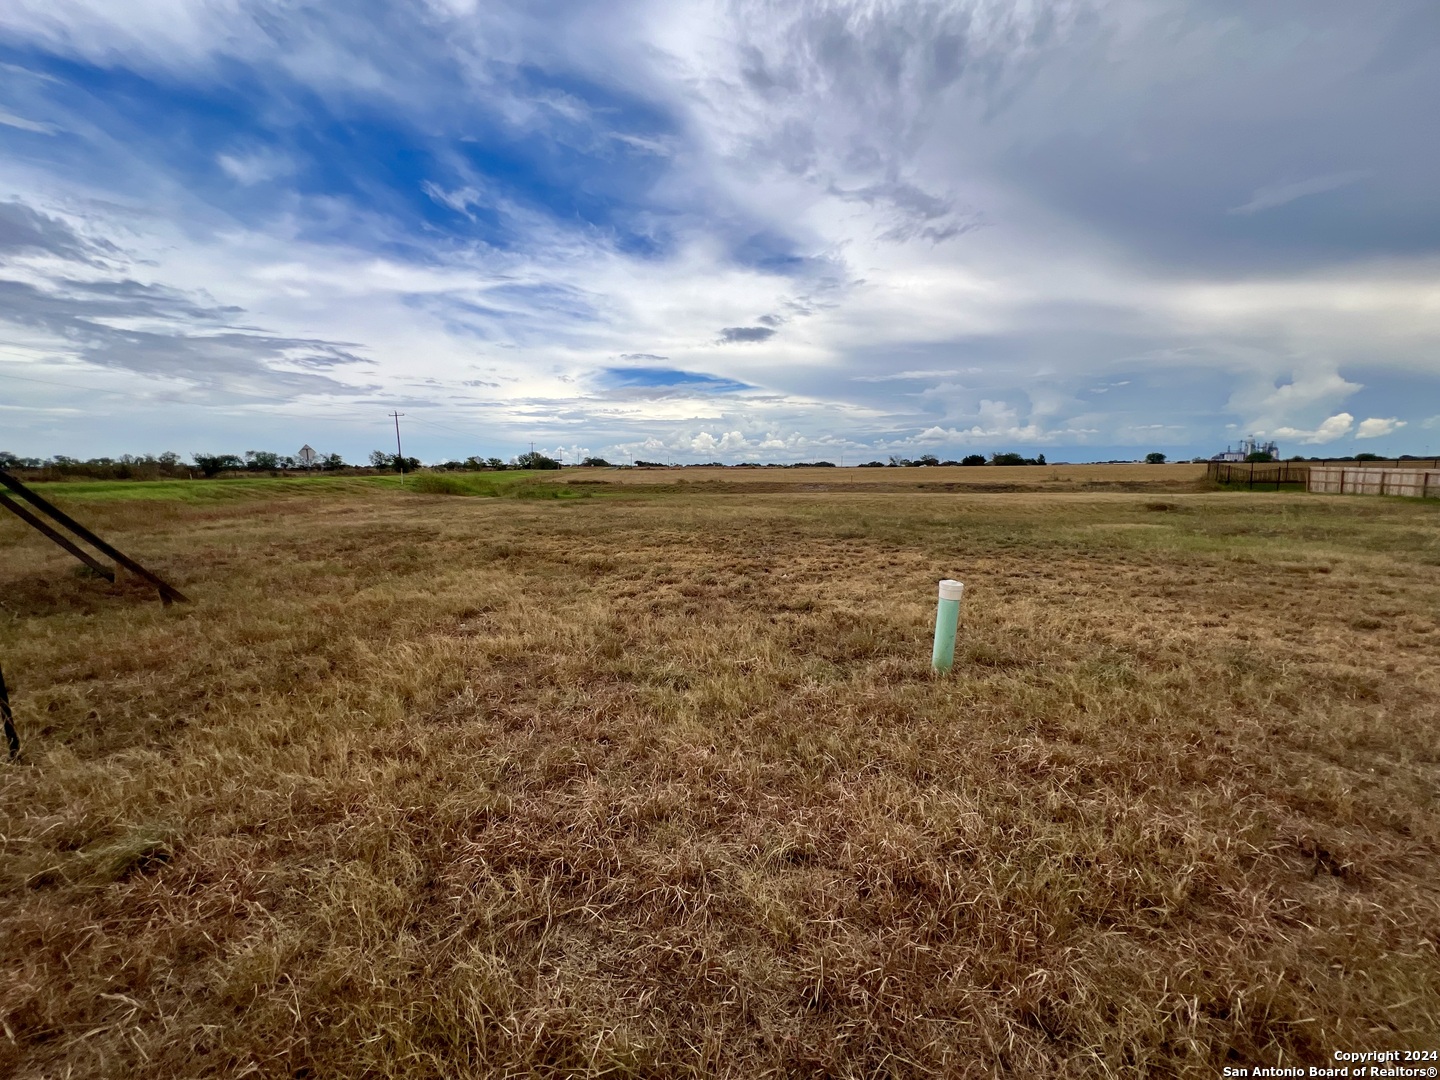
[2,485,1438,1077]
[17,471,565,504]
[565,462,1207,492]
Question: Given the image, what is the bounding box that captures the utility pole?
[390,411,406,488]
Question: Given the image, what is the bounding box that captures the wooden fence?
[1206,461,1311,488]
[1207,460,1440,495]
[1308,466,1440,499]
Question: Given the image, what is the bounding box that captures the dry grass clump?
[1,488,1437,1077]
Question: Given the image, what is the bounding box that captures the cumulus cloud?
[687,430,748,453]
[1270,413,1354,444]
[1355,416,1406,439]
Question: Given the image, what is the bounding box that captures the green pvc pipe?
[931,579,964,673]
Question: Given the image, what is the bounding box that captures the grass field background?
[567,462,1208,488]
[1,483,1436,1076]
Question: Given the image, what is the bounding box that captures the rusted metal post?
[1,665,17,761]
[0,468,188,604]
[0,494,116,580]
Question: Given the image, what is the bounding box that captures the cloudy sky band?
[0,0,1436,463]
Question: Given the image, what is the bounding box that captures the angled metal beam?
[1,665,17,761]
[0,468,188,605]
[0,492,116,581]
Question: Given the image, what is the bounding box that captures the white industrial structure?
[1212,437,1279,462]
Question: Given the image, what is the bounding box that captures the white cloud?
[851,368,977,382]
[0,109,57,133]
[1228,170,1372,216]
[217,149,294,185]
[1355,416,1406,439]
[1270,413,1354,444]
[1,1,1438,463]
[421,182,488,216]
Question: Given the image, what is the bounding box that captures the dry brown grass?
[1,486,1437,1077]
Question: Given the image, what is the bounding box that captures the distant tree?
[960,454,986,466]
[915,454,940,467]
[513,451,562,470]
[193,453,243,477]
[0,450,19,468]
[858,460,886,467]
[1244,451,1274,462]
[1036,453,1047,465]
[369,450,391,469]
[246,450,280,471]
[322,453,345,470]
[158,451,181,467]
[580,456,613,467]
[1145,452,1167,464]
[1353,452,1382,462]
[887,455,911,467]
[991,452,1028,466]
[634,459,666,468]
[485,457,507,470]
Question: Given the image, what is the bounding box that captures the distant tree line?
[411,450,564,472]
[857,452,1049,467]
[0,448,594,481]
[13,446,1421,482]
[193,451,348,477]
[0,451,191,480]
[0,449,351,480]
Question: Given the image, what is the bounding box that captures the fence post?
[1248,462,1254,490]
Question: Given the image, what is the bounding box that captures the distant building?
[1212,437,1278,462]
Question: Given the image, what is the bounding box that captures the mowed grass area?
[1,486,1437,1077]
[20,469,577,504]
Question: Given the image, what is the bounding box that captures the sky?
[0,0,1437,465]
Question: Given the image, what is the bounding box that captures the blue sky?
[1,0,1437,464]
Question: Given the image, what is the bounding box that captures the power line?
[389,411,406,487]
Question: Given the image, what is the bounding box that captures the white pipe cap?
[938,579,965,601]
